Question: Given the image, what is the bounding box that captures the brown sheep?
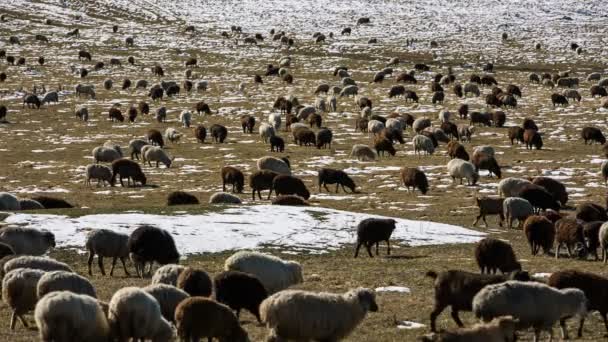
[241,115,255,134]
[221,166,244,193]
[473,197,504,227]
[575,203,607,222]
[447,141,469,161]
[194,125,207,143]
[523,215,554,255]
[474,238,521,274]
[554,218,587,259]
[581,126,606,145]
[373,137,396,157]
[308,113,322,128]
[292,127,316,146]
[507,127,524,145]
[111,159,146,187]
[400,167,428,194]
[147,129,164,147]
[523,129,542,150]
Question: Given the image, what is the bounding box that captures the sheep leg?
[386,239,391,255]
[267,188,273,200]
[222,181,226,192]
[365,243,373,258]
[335,183,340,193]
[375,242,380,256]
[323,183,331,193]
[429,304,446,332]
[9,312,16,330]
[577,316,586,338]
[555,243,560,259]
[119,257,130,276]
[354,242,362,258]
[450,310,464,327]
[87,251,95,275]
[566,245,573,258]
[17,314,28,328]
[98,255,106,275]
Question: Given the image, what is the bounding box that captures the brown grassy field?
[1,1,608,341]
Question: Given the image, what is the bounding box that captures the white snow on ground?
[397,321,426,329]
[375,286,411,294]
[4,205,484,255]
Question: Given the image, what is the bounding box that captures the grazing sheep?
[147,129,164,147]
[340,85,359,97]
[108,287,173,342]
[179,111,192,128]
[3,256,72,274]
[554,218,586,259]
[420,316,517,342]
[523,215,555,255]
[413,134,435,156]
[367,120,385,136]
[260,288,377,341]
[257,156,291,175]
[75,106,89,121]
[464,82,481,97]
[503,197,533,229]
[446,141,468,160]
[374,137,396,157]
[84,164,112,187]
[0,227,55,255]
[250,170,280,200]
[17,199,44,210]
[412,118,431,133]
[591,85,608,97]
[532,176,568,206]
[472,281,587,341]
[271,195,308,206]
[22,94,41,109]
[583,221,602,260]
[194,125,207,143]
[128,226,180,278]
[224,251,303,294]
[209,192,243,204]
[576,202,607,222]
[472,151,502,178]
[318,168,356,193]
[269,113,282,130]
[41,91,58,105]
[563,89,582,102]
[241,115,255,133]
[2,268,45,329]
[447,159,478,185]
[151,265,186,286]
[221,166,244,193]
[400,167,429,194]
[582,126,606,145]
[354,218,396,258]
[143,284,189,322]
[175,297,249,342]
[259,123,276,143]
[350,144,376,161]
[34,291,110,342]
[551,93,569,106]
[29,196,73,209]
[457,125,474,142]
[143,146,173,168]
[272,175,310,200]
[0,192,20,210]
[210,124,228,143]
[85,229,130,276]
[507,126,524,144]
[75,84,95,99]
[167,191,199,206]
[128,139,148,160]
[111,159,146,187]
[37,271,96,299]
[473,197,504,227]
[214,270,268,322]
[475,238,520,274]
[518,184,560,212]
[497,177,532,197]
[469,112,492,127]
[176,267,213,297]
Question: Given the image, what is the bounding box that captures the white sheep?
[0,227,55,255]
[102,141,123,157]
[413,134,435,155]
[143,146,173,168]
[503,197,533,229]
[385,118,403,132]
[143,283,190,322]
[327,95,337,112]
[75,84,96,99]
[18,198,44,210]
[257,156,291,175]
[290,122,308,131]
[269,113,282,130]
[165,127,181,144]
[497,177,532,198]
[92,146,121,163]
[37,270,96,299]
[108,287,173,341]
[34,291,110,342]
[279,57,291,67]
[447,158,479,185]
[260,288,378,341]
[151,264,186,286]
[128,138,149,160]
[2,268,46,330]
[473,280,587,341]
[3,256,72,274]
[339,85,358,97]
[224,251,303,294]
[412,118,431,133]
[473,145,495,158]
[600,222,608,263]
[438,110,451,123]
[360,106,372,119]
[84,164,112,187]
[259,123,276,143]
[367,120,385,136]
[314,97,327,113]
[209,192,243,204]
[179,110,192,128]
[458,125,475,142]
[350,144,376,161]
[85,229,130,276]
[0,192,20,210]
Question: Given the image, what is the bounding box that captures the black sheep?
[581,126,606,145]
[250,170,279,200]
[271,195,308,206]
[127,225,180,278]
[575,203,608,222]
[517,184,559,212]
[167,191,199,206]
[210,124,228,143]
[269,136,285,152]
[147,129,164,147]
[111,159,147,187]
[508,126,524,145]
[532,176,568,207]
[318,168,356,193]
[271,175,310,200]
[583,221,603,260]
[195,125,207,143]
[30,196,73,209]
[177,267,213,297]
[214,270,268,323]
[469,112,491,126]
[221,166,244,193]
[316,128,333,149]
[23,94,41,109]
[474,238,521,274]
[354,218,397,258]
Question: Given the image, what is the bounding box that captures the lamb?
[497,177,532,197]
[224,251,303,294]
[260,287,377,341]
[517,184,560,212]
[419,316,517,342]
[3,256,72,275]
[128,139,148,160]
[92,146,121,163]
[85,229,130,276]
[473,197,504,227]
[548,270,608,337]
[0,227,55,255]
[0,192,19,210]
[447,159,478,185]
[128,225,180,278]
[413,134,435,155]
[214,270,268,322]
[175,297,249,342]
[176,267,213,297]
[259,123,276,143]
[209,192,243,204]
[250,170,280,200]
[413,118,431,133]
[581,126,606,144]
[108,287,173,341]
[554,218,587,259]
[472,280,587,341]
[84,164,112,187]
[36,271,96,299]
[143,146,173,168]
[350,144,376,161]
[2,268,46,329]
[354,218,397,258]
[503,197,533,229]
[272,174,311,199]
[34,291,110,342]
[111,159,147,187]
[143,284,189,322]
[474,238,521,274]
[151,264,186,286]
[523,215,555,255]
[400,167,429,194]
[257,156,291,175]
[316,128,333,149]
[532,176,568,206]
[318,168,356,193]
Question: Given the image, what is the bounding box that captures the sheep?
[257,156,291,175]
[259,123,276,143]
[457,125,474,142]
[318,168,356,193]
[523,129,543,150]
[413,134,435,156]
[36,270,96,299]
[143,146,173,168]
[128,139,148,160]
[532,176,568,206]
[214,270,268,322]
[576,202,607,222]
[224,251,303,294]
[91,146,120,164]
[507,126,524,144]
[111,159,147,187]
[194,124,207,143]
[250,170,280,200]
[151,264,186,286]
[366,120,385,137]
[374,137,396,157]
[582,221,602,260]
[2,268,46,329]
[143,284,189,322]
[543,79,555,88]
[548,270,608,337]
[473,197,504,227]
[75,84,95,99]
[17,198,43,211]
[497,177,532,197]
[41,91,58,105]
[0,227,55,255]
[350,144,376,161]
[472,280,587,341]
[354,218,397,258]
[591,85,608,97]
[128,226,180,278]
[563,89,582,102]
[0,192,20,210]
[469,112,491,126]
[219,166,245,193]
[472,151,501,178]
[293,126,316,146]
[447,159,478,186]
[475,238,521,274]
[518,184,560,212]
[84,164,112,187]
[210,124,228,143]
[147,129,165,147]
[400,167,429,194]
[269,113,282,130]
[260,287,377,341]
[29,196,73,209]
[551,93,569,106]
[598,222,608,263]
[413,118,431,133]
[108,287,173,342]
[175,297,249,342]
[554,218,586,259]
[241,114,255,133]
[175,267,213,297]
[85,229,130,276]
[166,191,199,206]
[522,215,555,255]
[3,256,72,276]
[581,126,606,145]
[464,82,481,97]
[419,316,517,342]
[209,192,243,204]
[503,197,533,229]
[272,174,311,200]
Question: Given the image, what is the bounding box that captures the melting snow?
[375,286,411,293]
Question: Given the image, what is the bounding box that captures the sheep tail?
[425,271,438,279]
